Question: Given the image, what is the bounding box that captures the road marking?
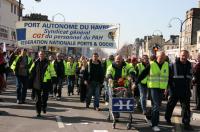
[65,123,72,126]
[93,130,108,132]
[56,116,65,128]
[80,122,89,125]
[174,116,181,131]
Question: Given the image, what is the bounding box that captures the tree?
[23,13,49,21]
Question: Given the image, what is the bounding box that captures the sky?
[22,0,197,52]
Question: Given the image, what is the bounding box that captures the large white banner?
[16,21,119,48]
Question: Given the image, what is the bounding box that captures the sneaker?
[56,97,61,101]
[152,126,160,132]
[105,102,109,106]
[16,100,22,104]
[94,107,100,111]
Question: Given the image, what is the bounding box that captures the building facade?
[0,0,22,52]
[163,35,179,51]
[143,35,165,56]
[182,8,200,58]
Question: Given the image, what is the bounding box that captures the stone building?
[182,8,200,58]
[143,35,165,56]
[163,35,179,51]
[0,0,22,52]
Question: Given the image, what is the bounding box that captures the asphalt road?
[0,78,200,132]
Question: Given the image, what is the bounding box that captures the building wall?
[183,8,200,46]
[197,31,200,51]
[191,9,200,45]
[0,0,20,46]
[143,35,165,56]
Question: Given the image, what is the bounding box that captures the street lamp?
[52,13,66,22]
[168,17,183,53]
[18,0,42,21]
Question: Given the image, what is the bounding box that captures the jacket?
[171,58,192,97]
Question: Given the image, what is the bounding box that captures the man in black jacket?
[29,51,51,117]
[165,50,193,130]
[85,53,104,111]
[53,53,65,100]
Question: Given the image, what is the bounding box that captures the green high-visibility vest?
[106,59,113,69]
[106,63,135,88]
[11,55,32,71]
[147,61,169,89]
[50,61,57,77]
[137,63,148,84]
[29,62,51,83]
[65,62,77,76]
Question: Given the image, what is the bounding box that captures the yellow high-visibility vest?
[147,61,169,89]
[106,63,135,88]
[65,62,77,76]
[137,63,148,84]
[29,62,51,83]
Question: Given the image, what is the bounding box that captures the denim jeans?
[150,88,162,127]
[86,81,100,108]
[53,77,63,97]
[16,75,28,101]
[67,75,75,94]
[138,83,148,113]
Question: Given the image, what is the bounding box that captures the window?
[0,0,1,8]
[0,26,9,39]
[14,5,16,14]
[11,4,13,13]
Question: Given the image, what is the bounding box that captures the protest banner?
[16,21,120,48]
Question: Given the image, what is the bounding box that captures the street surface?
[0,77,200,132]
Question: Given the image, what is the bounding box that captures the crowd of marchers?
[1,47,200,132]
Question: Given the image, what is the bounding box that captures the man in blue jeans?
[136,51,170,132]
[85,53,104,111]
[135,55,149,115]
[11,49,32,104]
